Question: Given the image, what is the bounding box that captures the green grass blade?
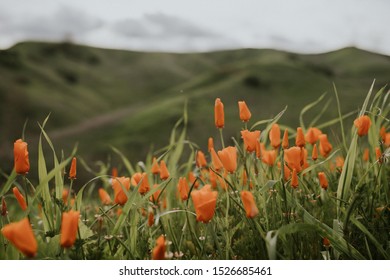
[299,92,327,131]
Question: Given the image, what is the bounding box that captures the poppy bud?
[295,127,305,148]
[98,188,112,205]
[152,235,166,260]
[196,151,207,168]
[69,157,77,179]
[217,146,237,173]
[291,169,298,189]
[191,185,218,223]
[269,124,281,149]
[159,160,170,180]
[354,115,371,137]
[1,197,7,216]
[240,191,259,218]
[12,186,27,211]
[312,144,318,161]
[214,98,225,128]
[238,101,251,122]
[14,139,30,175]
[282,129,289,149]
[241,130,260,153]
[60,210,80,248]
[208,137,214,152]
[177,177,189,201]
[318,172,328,190]
[151,157,160,175]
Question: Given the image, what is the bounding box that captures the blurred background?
[0,0,389,182]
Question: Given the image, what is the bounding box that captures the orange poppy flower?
[14,139,30,175]
[269,123,281,149]
[240,191,259,218]
[241,130,260,153]
[208,137,214,152]
[159,160,170,180]
[177,177,189,201]
[255,141,263,159]
[69,157,77,179]
[191,184,218,223]
[312,144,318,161]
[295,127,305,147]
[214,98,225,128]
[284,146,302,172]
[384,133,390,147]
[354,115,371,136]
[318,172,328,190]
[319,134,332,157]
[131,172,142,187]
[151,157,160,175]
[217,146,237,173]
[1,217,37,257]
[139,173,151,195]
[112,176,131,205]
[98,188,112,205]
[209,169,217,188]
[379,126,386,142]
[238,101,252,122]
[305,127,322,145]
[210,148,223,171]
[60,210,80,248]
[12,186,27,211]
[217,170,229,191]
[152,235,166,260]
[301,147,309,170]
[196,151,207,168]
[362,148,369,162]
[261,149,277,166]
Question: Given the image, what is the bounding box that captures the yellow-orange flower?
[295,127,305,148]
[196,150,207,168]
[210,148,223,171]
[240,191,259,218]
[217,146,237,173]
[69,157,77,179]
[152,235,166,260]
[177,177,189,201]
[282,129,289,149]
[60,210,80,248]
[291,168,298,189]
[305,127,322,145]
[112,176,131,205]
[241,130,260,153]
[238,101,252,122]
[12,186,27,211]
[284,146,302,172]
[318,172,328,190]
[98,188,112,205]
[191,185,218,223]
[269,123,281,149]
[214,98,224,128]
[354,115,371,137]
[1,217,37,257]
[14,139,30,174]
[319,134,332,157]
[151,157,160,175]
[159,160,170,180]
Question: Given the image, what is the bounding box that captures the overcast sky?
[0,0,389,54]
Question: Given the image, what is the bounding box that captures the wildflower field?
[0,81,389,260]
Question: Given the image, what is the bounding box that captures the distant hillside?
[0,41,389,179]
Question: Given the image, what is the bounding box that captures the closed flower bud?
[151,157,160,175]
[148,210,154,227]
[261,149,277,166]
[291,168,298,189]
[319,134,332,158]
[269,123,281,149]
[14,139,30,175]
[1,197,7,216]
[210,148,223,171]
[12,186,27,211]
[318,172,328,190]
[284,146,302,173]
[295,127,305,148]
[214,98,225,128]
[69,157,77,179]
[305,127,322,145]
[208,137,214,152]
[159,160,170,180]
[139,173,151,195]
[238,101,252,122]
[196,151,207,168]
[362,148,369,162]
[240,191,259,218]
[177,177,189,201]
[354,115,371,137]
[98,188,112,205]
[60,210,80,248]
[112,176,131,205]
[282,129,289,149]
[312,144,318,161]
[1,217,37,257]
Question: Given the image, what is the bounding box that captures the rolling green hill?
[0,41,389,180]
